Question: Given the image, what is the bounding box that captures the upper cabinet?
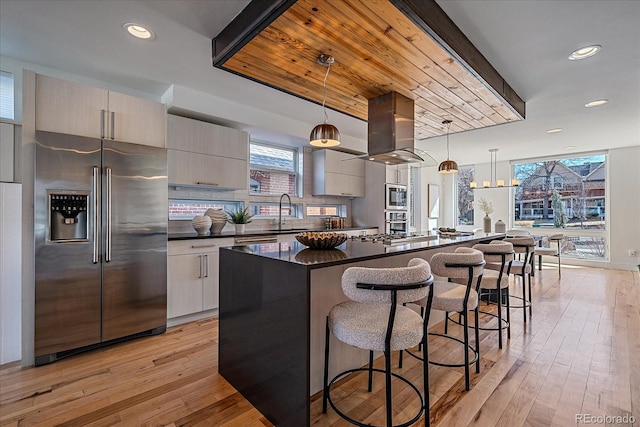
[386,166,409,185]
[167,115,249,190]
[35,74,166,147]
[313,149,365,197]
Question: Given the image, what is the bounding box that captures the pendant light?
[438,119,458,173]
[470,148,519,189]
[310,54,341,147]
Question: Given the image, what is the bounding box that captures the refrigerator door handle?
[100,110,106,139]
[105,167,112,262]
[92,166,100,264]
[110,111,115,140]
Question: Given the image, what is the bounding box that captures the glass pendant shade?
[438,159,459,173]
[310,123,341,147]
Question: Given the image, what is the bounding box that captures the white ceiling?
[1,0,638,165]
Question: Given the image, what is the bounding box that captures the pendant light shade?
[310,123,341,147]
[438,119,458,174]
[310,54,341,147]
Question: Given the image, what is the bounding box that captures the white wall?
[608,146,640,270]
[0,182,22,364]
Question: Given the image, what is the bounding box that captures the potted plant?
[226,206,253,233]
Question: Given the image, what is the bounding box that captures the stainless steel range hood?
[366,91,425,165]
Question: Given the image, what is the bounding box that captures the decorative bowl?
[295,232,348,249]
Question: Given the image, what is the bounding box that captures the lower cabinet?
[167,238,234,319]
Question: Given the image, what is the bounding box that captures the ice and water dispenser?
[48,192,89,242]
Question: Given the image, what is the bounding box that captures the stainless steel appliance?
[34,130,168,365]
[350,233,437,245]
[385,210,408,234]
[385,183,407,210]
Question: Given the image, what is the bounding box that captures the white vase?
[234,224,245,234]
[206,208,227,234]
[192,215,212,236]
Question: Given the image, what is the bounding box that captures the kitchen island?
[218,233,504,427]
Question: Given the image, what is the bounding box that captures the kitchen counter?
[218,232,504,426]
[168,226,375,240]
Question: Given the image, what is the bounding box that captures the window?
[513,154,607,260]
[249,202,302,219]
[0,71,14,121]
[250,141,298,196]
[457,166,475,225]
[168,199,243,220]
[306,204,347,217]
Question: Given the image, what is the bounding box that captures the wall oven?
[385,210,408,234]
[385,183,407,210]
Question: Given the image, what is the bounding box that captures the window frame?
[249,140,299,197]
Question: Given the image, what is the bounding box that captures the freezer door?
[34,131,102,358]
[101,140,167,341]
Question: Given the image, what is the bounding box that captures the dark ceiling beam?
[212,0,524,120]
[212,0,298,66]
[390,0,525,119]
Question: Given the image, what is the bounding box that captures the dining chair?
[323,258,434,427]
[533,233,564,277]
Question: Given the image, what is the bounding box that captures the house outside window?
[249,141,298,196]
[513,154,607,260]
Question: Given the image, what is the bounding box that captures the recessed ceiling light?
[564,146,575,150]
[546,128,563,134]
[568,45,601,60]
[585,99,608,108]
[123,23,155,40]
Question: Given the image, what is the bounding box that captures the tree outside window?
[457,166,474,225]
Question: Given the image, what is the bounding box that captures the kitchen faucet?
[278,193,292,231]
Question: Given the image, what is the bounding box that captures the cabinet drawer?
[169,239,234,255]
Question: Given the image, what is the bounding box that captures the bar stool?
[503,236,535,322]
[534,233,564,277]
[472,241,514,349]
[322,258,434,427]
[402,248,485,391]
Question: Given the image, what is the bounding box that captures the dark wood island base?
[219,233,504,426]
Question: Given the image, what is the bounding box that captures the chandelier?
[470,149,519,189]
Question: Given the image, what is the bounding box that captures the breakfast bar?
[218,232,504,427]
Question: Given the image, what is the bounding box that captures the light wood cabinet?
[167,238,233,319]
[35,74,166,147]
[167,115,249,190]
[313,149,365,197]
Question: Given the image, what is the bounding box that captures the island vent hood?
[365,91,428,165]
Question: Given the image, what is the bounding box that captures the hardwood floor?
[1,265,637,426]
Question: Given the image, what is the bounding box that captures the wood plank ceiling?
[213,0,525,142]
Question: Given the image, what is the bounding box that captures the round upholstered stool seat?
[534,233,563,277]
[329,302,424,352]
[432,282,479,312]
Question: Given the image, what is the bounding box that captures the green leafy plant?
[226,206,253,224]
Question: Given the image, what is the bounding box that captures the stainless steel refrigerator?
[34,130,168,365]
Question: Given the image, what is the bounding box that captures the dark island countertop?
[221,232,505,268]
[168,226,376,241]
